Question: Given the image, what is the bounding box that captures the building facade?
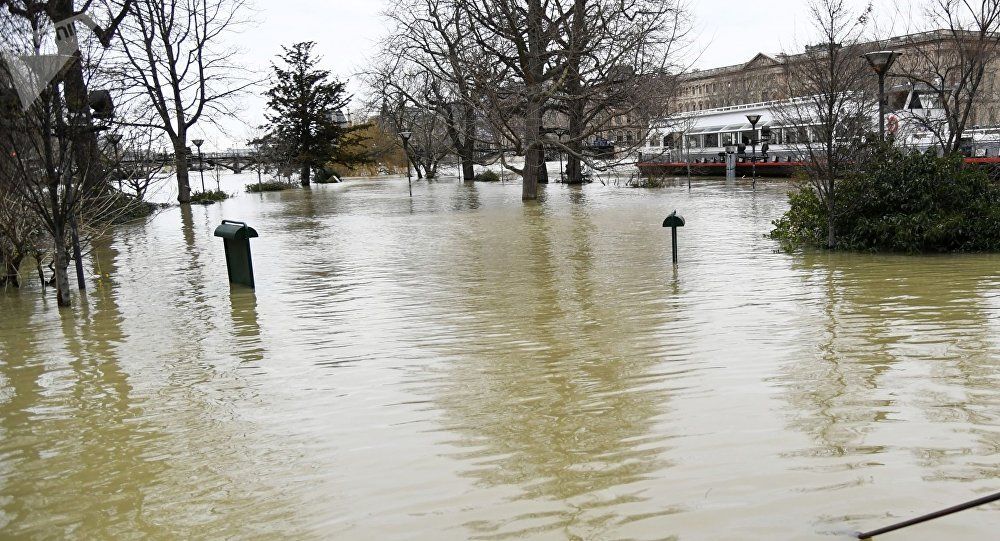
[672,30,1000,126]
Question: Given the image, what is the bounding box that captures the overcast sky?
[200,0,907,149]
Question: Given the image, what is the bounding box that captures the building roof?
[679,29,961,82]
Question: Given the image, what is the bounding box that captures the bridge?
[119,148,265,174]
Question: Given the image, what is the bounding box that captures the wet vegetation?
[190,190,231,204]
[772,147,1000,253]
[246,180,296,193]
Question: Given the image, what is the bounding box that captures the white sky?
[198,0,908,149]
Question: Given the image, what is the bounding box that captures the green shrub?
[246,180,294,193]
[770,182,830,249]
[190,189,230,204]
[771,146,1000,253]
[475,170,501,182]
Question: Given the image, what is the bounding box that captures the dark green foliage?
[246,180,294,193]
[770,182,830,249]
[190,190,230,204]
[108,198,160,224]
[772,146,1000,252]
[313,167,341,184]
[474,170,500,182]
[262,42,370,185]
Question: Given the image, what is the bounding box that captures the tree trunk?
[565,88,584,183]
[300,163,311,186]
[462,156,475,182]
[1,255,21,288]
[537,151,548,184]
[826,181,836,249]
[174,139,192,204]
[53,230,71,307]
[564,0,587,185]
[522,94,544,200]
[462,110,477,181]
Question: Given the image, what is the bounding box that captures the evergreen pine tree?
[263,42,368,186]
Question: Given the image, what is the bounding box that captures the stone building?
[673,30,1000,127]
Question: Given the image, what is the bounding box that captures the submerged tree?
[1,0,131,305]
[263,42,368,186]
[895,0,1000,153]
[374,0,485,182]
[773,0,875,248]
[115,0,254,204]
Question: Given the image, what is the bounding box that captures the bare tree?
[375,0,484,181]
[773,0,875,248]
[114,0,254,204]
[369,66,459,179]
[1,0,133,304]
[895,0,1000,153]
[553,0,690,184]
[454,0,572,199]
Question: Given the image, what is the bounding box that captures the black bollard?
[662,211,686,265]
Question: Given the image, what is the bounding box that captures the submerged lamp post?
[399,130,413,197]
[250,139,263,193]
[746,114,761,186]
[863,50,903,141]
[192,138,206,192]
[662,210,686,265]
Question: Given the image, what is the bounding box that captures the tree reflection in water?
[416,190,687,539]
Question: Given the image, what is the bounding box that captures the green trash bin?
[214,220,259,288]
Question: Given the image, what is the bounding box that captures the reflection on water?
[1,175,998,540]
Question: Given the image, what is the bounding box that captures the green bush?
[246,180,295,193]
[475,170,501,182]
[190,189,230,204]
[771,146,1000,252]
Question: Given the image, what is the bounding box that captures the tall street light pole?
[250,139,263,193]
[863,50,903,141]
[399,131,413,197]
[746,114,761,187]
[192,138,206,193]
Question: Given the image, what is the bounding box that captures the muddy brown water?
[1,176,997,539]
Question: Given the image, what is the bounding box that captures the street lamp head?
[746,114,762,127]
[192,139,204,148]
[107,133,122,145]
[863,50,903,75]
[399,131,412,143]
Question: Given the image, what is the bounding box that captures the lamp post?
[863,50,903,141]
[399,131,413,197]
[250,139,263,193]
[554,128,567,182]
[192,138,206,192]
[746,114,761,186]
[108,133,123,191]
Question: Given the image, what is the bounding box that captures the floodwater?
[1,174,998,540]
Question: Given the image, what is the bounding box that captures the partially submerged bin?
[214,220,259,288]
